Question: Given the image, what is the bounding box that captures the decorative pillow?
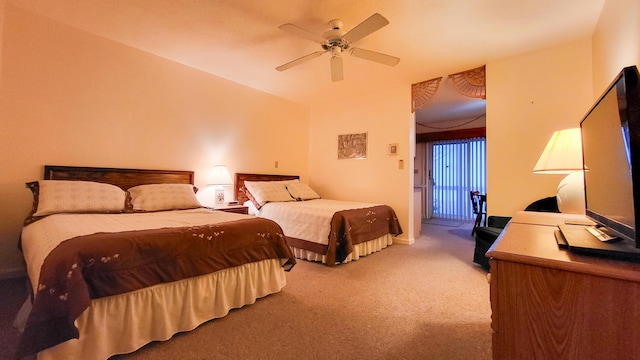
[242,186,263,210]
[286,183,320,201]
[242,199,260,216]
[127,183,201,212]
[31,180,127,217]
[24,182,41,225]
[243,180,297,209]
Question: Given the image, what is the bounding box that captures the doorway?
[412,66,487,222]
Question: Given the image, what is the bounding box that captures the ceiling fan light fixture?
[331,46,342,58]
[276,13,399,81]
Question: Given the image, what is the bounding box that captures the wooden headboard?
[43,165,195,190]
[234,173,299,204]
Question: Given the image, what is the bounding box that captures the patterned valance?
[449,65,486,99]
[411,77,442,112]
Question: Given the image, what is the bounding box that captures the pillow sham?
[243,199,260,216]
[243,180,297,209]
[242,186,263,210]
[30,180,127,217]
[127,183,201,212]
[286,182,321,201]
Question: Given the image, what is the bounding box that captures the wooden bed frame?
[43,165,194,189]
[234,173,299,204]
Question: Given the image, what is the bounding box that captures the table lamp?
[532,128,585,214]
[210,165,233,205]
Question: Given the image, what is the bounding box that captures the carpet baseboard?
[393,236,414,245]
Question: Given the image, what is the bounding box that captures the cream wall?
[486,38,594,216]
[307,81,413,244]
[486,0,640,218]
[592,0,640,94]
[0,6,310,278]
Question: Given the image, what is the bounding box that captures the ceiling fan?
[276,13,400,82]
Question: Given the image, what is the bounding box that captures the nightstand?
[211,204,249,215]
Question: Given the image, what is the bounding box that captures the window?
[431,137,486,220]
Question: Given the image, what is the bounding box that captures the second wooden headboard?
[234,173,299,204]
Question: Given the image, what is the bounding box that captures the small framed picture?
[388,143,398,155]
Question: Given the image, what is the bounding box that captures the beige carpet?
[115,222,491,360]
[1,222,492,360]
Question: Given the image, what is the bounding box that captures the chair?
[473,215,512,270]
[524,196,560,212]
[470,191,487,235]
[472,196,560,270]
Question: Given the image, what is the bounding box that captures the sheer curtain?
[431,137,486,220]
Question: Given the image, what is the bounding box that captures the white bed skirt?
[291,234,393,265]
[36,258,287,360]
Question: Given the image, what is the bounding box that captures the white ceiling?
[9,0,605,126]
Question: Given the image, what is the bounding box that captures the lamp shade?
[209,165,233,186]
[532,128,583,174]
[533,128,585,214]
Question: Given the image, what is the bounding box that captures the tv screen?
[581,66,640,245]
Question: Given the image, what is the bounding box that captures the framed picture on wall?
[338,132,367,159]
[388,143,398,155]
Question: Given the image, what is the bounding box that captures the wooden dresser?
[487,211,640,360]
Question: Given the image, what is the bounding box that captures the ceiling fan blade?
[342,13,389,44]
[330,54,343,82]
[276,51,326,72]
[350,47,400,66]
[279,23,327,44]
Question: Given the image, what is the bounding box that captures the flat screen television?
[561,66,640,260]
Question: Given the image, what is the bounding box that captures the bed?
[234,173,402,266]
[15,165,296,360]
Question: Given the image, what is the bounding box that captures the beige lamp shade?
[533,128,585,214]
[210,165,233,186]
[533,128,583,174]
[210,165,233,205]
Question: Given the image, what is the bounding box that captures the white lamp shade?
[209,165,233,186]
[533,128,586,214]
[210,165,232,205]
[533,128,583,174]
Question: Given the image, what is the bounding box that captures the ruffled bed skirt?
[34,258,287,360]
[291,234,393,265]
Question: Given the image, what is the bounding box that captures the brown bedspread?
[285,205,402,265]
[16,217,295,358]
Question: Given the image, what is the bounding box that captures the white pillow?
[243,200,260,215]
[33,180,126,216]
[244,180,297,207]
[128,183,201,212]
[286,183,320,201]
